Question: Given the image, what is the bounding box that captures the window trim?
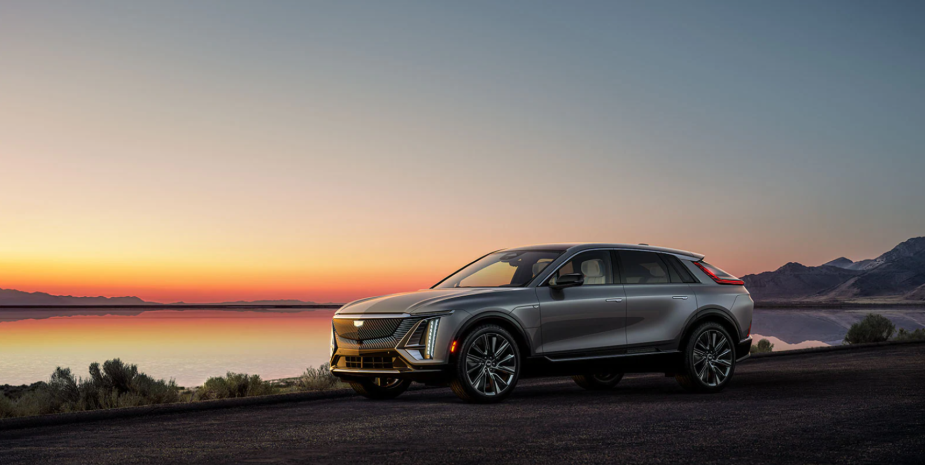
[533,247,702,287]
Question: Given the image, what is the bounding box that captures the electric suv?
[330,243,753,403]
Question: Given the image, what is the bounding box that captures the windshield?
[434,250,563,288]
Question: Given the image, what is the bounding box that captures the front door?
[618,250,696,346]
[536,250,627,354]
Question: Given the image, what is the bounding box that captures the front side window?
[619,250,669,284]
[435,250,563,288]
[547,251,613,286]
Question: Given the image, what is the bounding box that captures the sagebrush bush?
[0,359,179,418]
[296,363,345,391]
[893,327,925,342]
[0,394,16,419]
[844,313,895,344]
[750,338,774,354]
[196,373,277,400]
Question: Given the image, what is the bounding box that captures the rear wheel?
[450,324,521,403]
[349,377,412,400]
[676,322,736,393]
[573,372,624,390]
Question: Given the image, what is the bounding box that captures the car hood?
[336,288,525,315]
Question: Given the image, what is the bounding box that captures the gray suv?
[330,243,753,403]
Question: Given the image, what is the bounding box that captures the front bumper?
[329,311,464,382]
[330,348,451,382]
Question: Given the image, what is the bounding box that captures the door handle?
[672,296,689,300]
[605,298,623,303]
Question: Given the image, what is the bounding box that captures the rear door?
[619,250,696,346]
[536,250,627,354]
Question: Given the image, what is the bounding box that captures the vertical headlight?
[424,317,440,360]
[330,323,337,358]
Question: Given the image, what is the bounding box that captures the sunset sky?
[2,1,924,303]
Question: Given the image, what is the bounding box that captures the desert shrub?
[130,373,180,404]
[750,338,774,354]
[0,382,46,400]
[196,373,277,400]
[47,367,80,406]
[844,313,895,344]
[10,389,59,417]
[296,363,346,391]
[893,327,925,342]
[0,394,15,419]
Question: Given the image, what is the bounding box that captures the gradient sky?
[2,1,924,303]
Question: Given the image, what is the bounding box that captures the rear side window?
[618,250,669,284]
[661,254,698,283]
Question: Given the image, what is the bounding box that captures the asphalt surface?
[2,344,923,464]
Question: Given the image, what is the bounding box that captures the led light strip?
[424,318,440,359]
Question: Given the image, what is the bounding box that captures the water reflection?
[0,308,337,387]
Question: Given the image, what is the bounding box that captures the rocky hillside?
[741,237,925,302]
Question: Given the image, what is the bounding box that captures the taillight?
[694,261,745,285]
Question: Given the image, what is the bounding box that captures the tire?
[676,322,736,393]
[348,377,412,400]
[573,372,624,390]
[450,324,521,403]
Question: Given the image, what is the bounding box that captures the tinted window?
[547,251,613,286]
[662,254,698,283]
[619,250,669,284]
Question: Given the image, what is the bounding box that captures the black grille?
[332,317,421,350]
[344,356,393,369]
[333,318,403,340]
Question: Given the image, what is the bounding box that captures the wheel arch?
[677,307,742,354]
[449,311,532,364]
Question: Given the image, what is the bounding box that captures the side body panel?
[623,283,696,345]
[535,285,627,353]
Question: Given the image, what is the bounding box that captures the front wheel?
[349,377,412,400]
[675,322,736,393]
[450,324,521,403]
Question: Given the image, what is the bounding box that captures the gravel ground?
[1,344,923,464]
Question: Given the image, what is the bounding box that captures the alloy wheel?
[465,332,517,396]
[692,329,733,387]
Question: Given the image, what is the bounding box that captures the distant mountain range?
[741,237,925,303]
[0,289,147,306]
[0,289,323,306]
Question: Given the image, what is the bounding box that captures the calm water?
[0,308,337,387]
[2,307,924,386]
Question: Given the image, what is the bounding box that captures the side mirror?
[550,273,584,289]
